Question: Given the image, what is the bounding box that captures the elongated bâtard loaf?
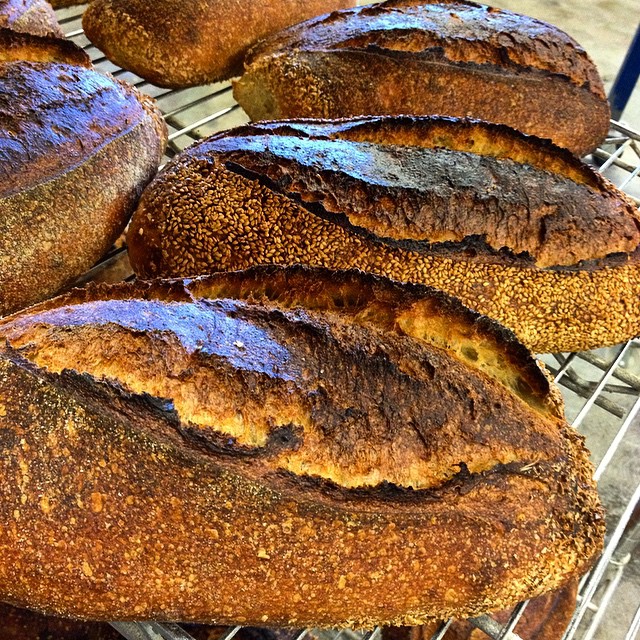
[82,0,356,88]
[0,29,167,316]
[0,267,602,626]
[234,0,610,155]
[127,116,640,354]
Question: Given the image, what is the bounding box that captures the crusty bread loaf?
[0,267,602,626]
[385,581,578,640]
[82,0,356,88]
[0,30,167,317]
[233,0,610,156]
[0,0,62,37]
[127,116,640,354]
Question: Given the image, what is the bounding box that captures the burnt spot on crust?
[0,276,571,492]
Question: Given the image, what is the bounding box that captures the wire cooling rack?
[53,6,640,640]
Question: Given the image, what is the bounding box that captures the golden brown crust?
[0,270,603,625]
[0,0,62,37]
[126,116,640,354]
[233,0,610,155]
[82,0,356,88]
[0,44,167,316]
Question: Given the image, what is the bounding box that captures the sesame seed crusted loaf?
[233,0,610,156]
[0,266,603,626]
[127,115,640,354]
[0,29,167,317]
[385,581,578,640]
[0,0,62,37]
[82,0,356,89]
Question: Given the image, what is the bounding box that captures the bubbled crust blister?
[233,0,610,155]
[0,31,167,316]
[127,116,640,354]
[0,268,602,626]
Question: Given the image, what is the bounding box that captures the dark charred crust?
[199,121,639,270]
[177,422,304,459]
[207,115,600,187]
[221,158,541,265]
[0,342,570,514]
[0,265,558,418]
[266,459,548,507]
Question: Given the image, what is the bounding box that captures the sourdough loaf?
[127,116,640,354]
[82,0,356,88]
[0,267,602,625]
[0,30,167,316]
[233,0,610,156]
[0,0,62,37]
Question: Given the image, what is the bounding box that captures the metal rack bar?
[594,395,640,482]
[623,602,640,640]
[562,482,640,640]
[571,342,632,428]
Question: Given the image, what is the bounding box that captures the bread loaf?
[0,30,167,317]
[127,116,640,354]
[385,581,578,640]
[0,266,602,626]
[0,0,62,37]
[82,0,356,88]
[233,0,610,156]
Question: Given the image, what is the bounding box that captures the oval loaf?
[82,0,356,88]
[233,0,610,155]
[0,267,603,626]
[127,116,640,354]
[0,30,167,316]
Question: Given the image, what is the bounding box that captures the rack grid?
[53,6,640,640]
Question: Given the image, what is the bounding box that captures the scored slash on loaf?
[127,115,640,354]
[0,266,603,626]
[234,0,610,156]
